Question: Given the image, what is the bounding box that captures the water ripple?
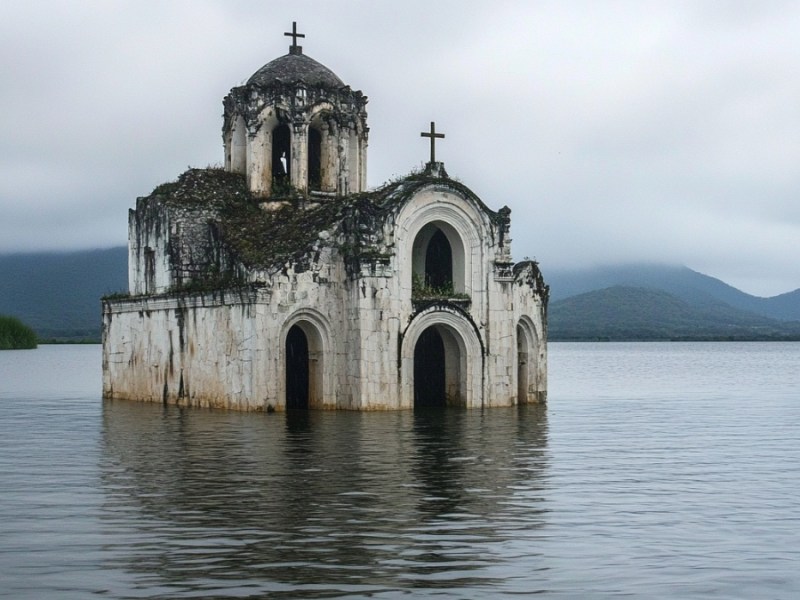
[1,343,799,598]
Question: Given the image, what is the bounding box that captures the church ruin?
[102,23,548,411]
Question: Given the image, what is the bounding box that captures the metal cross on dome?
[284,21,305,50]
[421,121,445,163]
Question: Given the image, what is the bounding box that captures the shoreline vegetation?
[0,315,38,349]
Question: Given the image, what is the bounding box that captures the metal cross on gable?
[420,121,445,163]
[284,21,305,50]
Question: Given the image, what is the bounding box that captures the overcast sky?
[2,1,799,296]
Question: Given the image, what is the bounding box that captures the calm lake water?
[1,343,798,599]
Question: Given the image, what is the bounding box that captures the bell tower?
[222,22,369,199]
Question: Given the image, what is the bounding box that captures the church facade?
[102,25,548,411]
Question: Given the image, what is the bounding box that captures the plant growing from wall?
[411,272,469,300]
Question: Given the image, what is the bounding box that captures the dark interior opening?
[425,229,453,291]
[308,127,322,190]
[144,247,155,294]
[272,124,291,185]
[517,324,527,404]
[286,324,309,410]
[414,327,446,408]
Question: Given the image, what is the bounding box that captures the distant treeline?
[0,315,37,349]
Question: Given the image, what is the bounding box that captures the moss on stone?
[142,167,504,275]
[151,168,253,206]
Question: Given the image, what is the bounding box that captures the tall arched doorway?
[272,124,291,186]
[413,324,465,408]
[285,324,309,409]
[414,327,446,407]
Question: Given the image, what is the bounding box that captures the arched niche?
[411,221,465,295]
[516,316,542,404]
[401,308,483,409]
[281,310,333,410]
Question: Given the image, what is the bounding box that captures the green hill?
[549,286,800,341]
[1,248,798,342]
[0,247,127,341]
[547,264,800,322]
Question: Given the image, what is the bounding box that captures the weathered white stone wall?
[128,198,172,295]
[110,176,546,411]
[103,290,261,409]
[128,199,225,296]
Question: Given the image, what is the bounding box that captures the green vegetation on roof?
[144,167,505,274]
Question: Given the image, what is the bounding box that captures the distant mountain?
[546,264,800,322]
[1,248,798,342]
[549,286,800,341]
[0,247,127,340]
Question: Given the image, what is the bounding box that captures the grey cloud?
[1,1,799,296]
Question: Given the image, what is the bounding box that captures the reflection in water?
[100,401,549,597]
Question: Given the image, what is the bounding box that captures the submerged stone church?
[102,24,548,411]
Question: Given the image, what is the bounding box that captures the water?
[0,343,798,598]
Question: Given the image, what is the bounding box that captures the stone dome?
[247,51,345,88]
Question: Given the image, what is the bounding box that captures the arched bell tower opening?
[308,127,322,191]
[272,124,291,187]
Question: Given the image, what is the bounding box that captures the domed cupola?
[223,22,369,199]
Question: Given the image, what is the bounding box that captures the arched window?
[411,221,466,297]
[425,229,452,291]
[272,124,291,187]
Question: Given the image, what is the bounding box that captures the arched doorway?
[285,324,309,409]
[272,124,291,187]
[517,324,528,404]
[414,327,446,407]
[413,324,465,408]
[308,127,322,191]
